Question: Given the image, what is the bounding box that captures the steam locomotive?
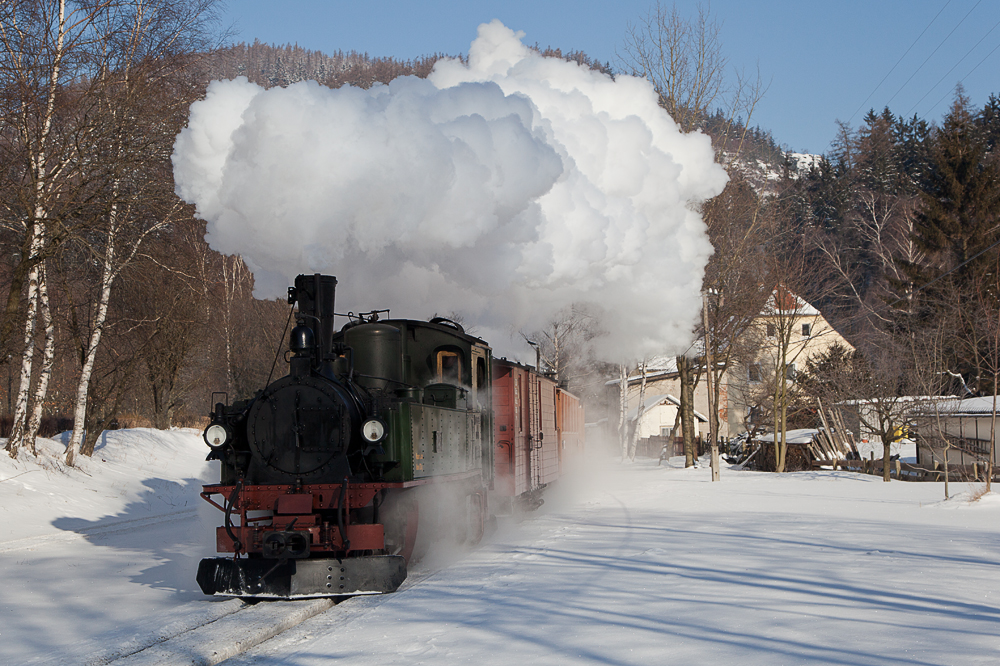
[196,274,584,598]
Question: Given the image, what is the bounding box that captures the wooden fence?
[817,457,999,482]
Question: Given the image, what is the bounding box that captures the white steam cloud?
[172,20,727,360]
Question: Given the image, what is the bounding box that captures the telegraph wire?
[847,0,952,126]
[907,15,1000,116]
[923,39,1000,117]
[884,0,983,108]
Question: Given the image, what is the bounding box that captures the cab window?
[437,351,462,384]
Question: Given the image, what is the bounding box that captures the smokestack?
[290,274,337,362]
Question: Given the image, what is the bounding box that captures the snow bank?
[0,429,222,666]
[0,429,211,543]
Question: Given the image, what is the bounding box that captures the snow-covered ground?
[2,430,998,665]
[0,429,225,665]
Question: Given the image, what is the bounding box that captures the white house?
[611,287,854,444]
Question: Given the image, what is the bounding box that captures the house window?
[660,426,673,437]
[766,323,776,337]
[785,363,797,380]
[802,323,811,337]
[748,363,762,383]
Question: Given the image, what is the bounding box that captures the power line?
[907,15,1000,116]
[923,39,1000,117]
[884,0,983,108]
[847,0,952,126]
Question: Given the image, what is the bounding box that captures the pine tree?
[909,89,1000,287]
[901,88,1000,386]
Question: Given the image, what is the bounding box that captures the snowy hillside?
[723,150,823,195]
[2,431,998,665]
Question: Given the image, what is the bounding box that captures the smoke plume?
[172,20,727,360]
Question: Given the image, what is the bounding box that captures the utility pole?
[703,291,720,482]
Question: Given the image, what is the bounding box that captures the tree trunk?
[775,331,790,473]
[67,200,119,466]
[678,354,696,467]
[25,261,55,456]
[703,292,719,481]
[6,226,44,458]
[628,360,648,461]
[618,363,628,460]
[883,439,892,482]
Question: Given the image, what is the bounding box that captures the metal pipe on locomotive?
[197,274,494,598]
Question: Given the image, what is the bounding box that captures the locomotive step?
[197,555,407,598]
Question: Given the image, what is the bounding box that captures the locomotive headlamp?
[204,423,230,449]
[361,418,387,443]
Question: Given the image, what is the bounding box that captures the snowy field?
[2,430,998,665]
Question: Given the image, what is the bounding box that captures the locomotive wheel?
[468,491,487,546]
[382,492,419,565]
[398,502,419,564]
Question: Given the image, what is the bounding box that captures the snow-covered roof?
[913,396,1000,417]
[762,287,820,316]
[756,428,819,444]
[843,395,1000,417]
[626,393,707,423]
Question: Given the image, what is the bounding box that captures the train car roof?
[492,357,580,400]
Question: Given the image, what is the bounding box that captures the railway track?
[94,566,438,666]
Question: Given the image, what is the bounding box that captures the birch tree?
[627,360,648,461]
[58,0,219,464]
[1,0,93,457]
[618,363,629,459]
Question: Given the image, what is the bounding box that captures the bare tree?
[627,359,648,461]
[1,0,79,457]
[802,342,916,482]
[619,0,765,145]
[60,0,220,464]
[620,2,725,133]
[618,362,629,459]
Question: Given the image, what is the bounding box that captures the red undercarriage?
[201,482,389,554]
[201,471,482,556]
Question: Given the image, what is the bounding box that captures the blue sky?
[219,1,1000,154]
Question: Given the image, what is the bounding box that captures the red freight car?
[491,358,585,512]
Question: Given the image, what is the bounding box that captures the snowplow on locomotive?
[197,273,583,598]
